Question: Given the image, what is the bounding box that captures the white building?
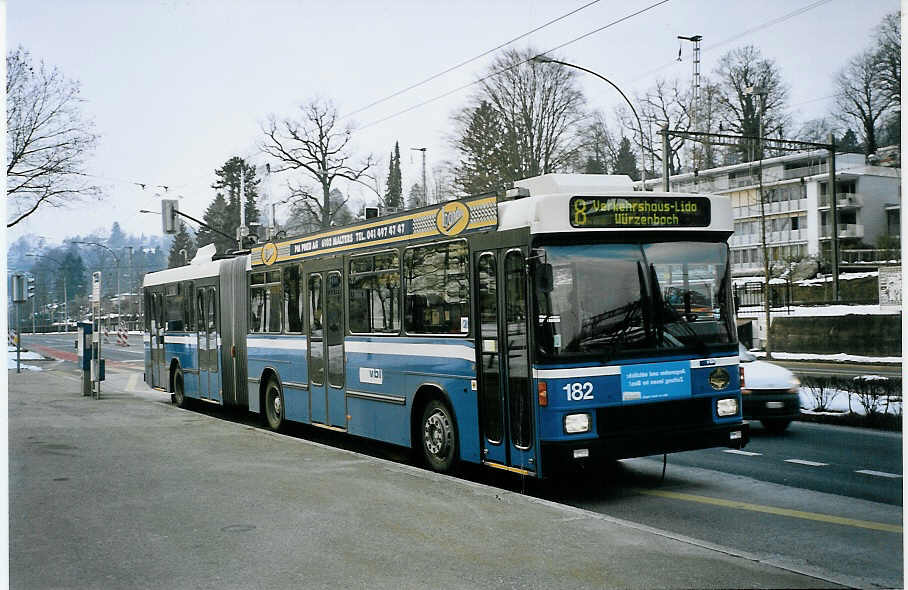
[646,150,901,276]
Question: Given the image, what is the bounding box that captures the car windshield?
[534,241,736,362]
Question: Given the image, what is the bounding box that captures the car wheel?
[264,378,285,431]
[761,418,791,433]
[420,399,457,472]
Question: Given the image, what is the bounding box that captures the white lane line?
[856,469,902,479]
[785,459,829,467]
[723,449,762,456]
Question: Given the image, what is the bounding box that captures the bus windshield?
[534,241,735,362]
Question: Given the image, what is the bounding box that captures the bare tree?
[834,49,892,156]
[453,48,586,193]
[574,110,619,174]
[6,46,100,228]
[623,78,691,176]
[713,45,790,163]
[262,97,373,230]
[873,12,900,109]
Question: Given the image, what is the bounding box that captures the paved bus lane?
[9,367,840,590]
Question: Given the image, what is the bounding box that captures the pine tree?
[407,182,426,209]
[613,137,640,181]
[384,141,403,210]
[196,193,232,253]
[167,222,197,268]
[454,101,511,195]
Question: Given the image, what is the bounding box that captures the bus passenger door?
[475,249,537,474]
[196,289,207,398]
[307,266,346,429]
[307,273,327,424]
[150,292,164,388]
[205,286,221,403]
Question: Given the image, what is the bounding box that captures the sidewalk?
[8,368,840,589]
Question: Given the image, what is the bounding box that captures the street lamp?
[26,253,68,332]
[71,241,121,330]
[531,55,647,187]
[743,85,772,359]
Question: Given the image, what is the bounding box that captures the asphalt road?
[17,332,905,588]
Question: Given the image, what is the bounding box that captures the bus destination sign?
[570,196,711,228]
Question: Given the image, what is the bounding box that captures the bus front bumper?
[540,421,750,468]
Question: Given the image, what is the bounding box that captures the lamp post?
[26,253,68,332]
[72,241,121,331]
[532,55,647,187]
[744,85,772,359]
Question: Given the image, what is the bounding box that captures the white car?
[739,344,801,432]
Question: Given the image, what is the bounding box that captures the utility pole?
[828,133,840,301]
[411,147,427,205]
[745,85,772,359]
[678,35,702,172]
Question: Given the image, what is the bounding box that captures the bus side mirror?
[535,263,554,293]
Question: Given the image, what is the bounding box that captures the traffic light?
[11,274,25,303]
[162,199,179,234]
[26,275,35,299]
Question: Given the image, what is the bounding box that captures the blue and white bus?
[143,173,748,477]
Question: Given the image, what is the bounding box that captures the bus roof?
[142,246,251,288]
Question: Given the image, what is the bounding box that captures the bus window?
[505,250,532,450]
[349,251,400,334]
[250,271,282,334]
[404,240,469,335]
[282,264,303,333]
[308,274,324,386]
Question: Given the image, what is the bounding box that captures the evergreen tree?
[196,193,232,253]
[384,142,403,210]
[167,222,197,268]
[613,137,640,181]
[840,129,861,153]
[407,182,426,209]
[108,222,127,248]
[583,156,607,174]
[61,248,87,298]
[195,157,263,254]
[453,101,511,195]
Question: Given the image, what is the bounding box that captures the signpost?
[91,271,102,398]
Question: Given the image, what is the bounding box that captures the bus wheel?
[420,399,457,472]
[173,371,187,408]
[264,378,285,431]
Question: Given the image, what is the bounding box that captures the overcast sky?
[6,0,898,247]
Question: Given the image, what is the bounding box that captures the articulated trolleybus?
[143,174,748,477]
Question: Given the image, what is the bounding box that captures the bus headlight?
[717,398,739,417]
[564,413,591,434]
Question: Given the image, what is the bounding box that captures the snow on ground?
[737,304,899,318]
[7,346,46,371]
[799,386,902,416]
[751,350,902,364]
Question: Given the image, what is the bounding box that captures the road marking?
[856,469,902,479]
[723,449,762,456]
[640,489,902,533]
[784,459,829,467]
[126,374,139,392]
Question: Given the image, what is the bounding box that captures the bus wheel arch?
[412,385,459,472]
[260,369,285,431]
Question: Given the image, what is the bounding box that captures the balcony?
[840,248,901,263]
[818,192,863,208]
[782,163,828,180]
[820,224,864,239]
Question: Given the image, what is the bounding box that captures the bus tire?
[420,399,457,472]
[173,370,187,408]
[264,378,285,431]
